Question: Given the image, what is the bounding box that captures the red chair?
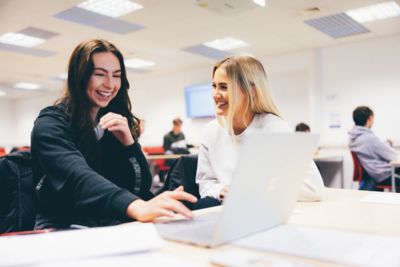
[142,146,170,182]
[0,147,6,157]
[350,151,397,192]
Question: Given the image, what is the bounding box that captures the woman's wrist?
[126,199,145,220]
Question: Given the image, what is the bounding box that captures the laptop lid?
[156,132,319,248]
[208,132,319,247]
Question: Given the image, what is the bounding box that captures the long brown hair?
[56,39,140,163]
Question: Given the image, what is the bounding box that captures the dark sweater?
[31,105,153,229]
[163,131,185,151]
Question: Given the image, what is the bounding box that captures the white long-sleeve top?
[196,113,325,202]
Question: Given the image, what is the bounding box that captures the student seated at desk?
[349,106,400,190]
[31,39,196,229]
[195,56,324,209]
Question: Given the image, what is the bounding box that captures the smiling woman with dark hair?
[31,39,196,229]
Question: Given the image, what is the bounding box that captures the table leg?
[391,166,396,193]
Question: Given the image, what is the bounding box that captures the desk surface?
[313,154,343,162]
[145,154,184,160]
[390,160,400,166]
[161,188,400,266]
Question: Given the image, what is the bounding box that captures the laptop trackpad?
[155,212,220,246]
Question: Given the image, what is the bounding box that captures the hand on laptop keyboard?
[126,186,198,222]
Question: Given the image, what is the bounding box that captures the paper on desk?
[234,225,400,267]
[211,249,315,267]
[361,193,400,205]
[0,223,163,267]
[37,251,204,267]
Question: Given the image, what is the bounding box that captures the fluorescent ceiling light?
[0,32,46,47]
[56,73,68,80]
[78,0,143,18]
[125,58,155,69]
[345,1,400,23]
[0,91,6,97]
[13,82,41,90]
[203,37,249,51]
[253,0,266,7]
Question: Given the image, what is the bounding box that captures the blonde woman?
[195,56,324,209]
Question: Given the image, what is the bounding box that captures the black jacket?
[31,104,153,229]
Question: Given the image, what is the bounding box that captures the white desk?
[145,154,184,160]
[161,188,400,266]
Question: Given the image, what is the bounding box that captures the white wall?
[14,92,60,146]
[130,67,213,146]
[320,34,400,146]
[7,34,400,150]
[0,99,16,148]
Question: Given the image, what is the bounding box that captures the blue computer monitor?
[184,83,215,118]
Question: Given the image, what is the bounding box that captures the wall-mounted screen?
[184,83,215,118]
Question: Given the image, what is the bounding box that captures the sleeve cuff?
[123,142,141,157]
[108,190,139,220]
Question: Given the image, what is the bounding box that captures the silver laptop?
[155,132,319,248]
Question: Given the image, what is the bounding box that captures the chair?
[0,147,6,157]
[142,146,171,182]
[350,151,398,192]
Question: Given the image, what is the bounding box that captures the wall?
[7,34,400,150]
[0,99,16,148]
[320,34,400,146]
[14,92,60,146]
[130,66,212,146]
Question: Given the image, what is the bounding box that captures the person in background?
[163,118,189,154]
[295,122,311,132]
[348,106,399,190]
[31,39,196,229]
[195,55,324,209]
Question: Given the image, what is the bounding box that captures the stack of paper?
[234,225,400,267]
[0,223,163,266]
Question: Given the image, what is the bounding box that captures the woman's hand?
[126,186,197,222]
[219,186,230,202]
[99,112,134,146]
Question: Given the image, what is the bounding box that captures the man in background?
[348,106,399,190]
[163,118,189,154]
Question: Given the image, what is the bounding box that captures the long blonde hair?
[212,55,282,135]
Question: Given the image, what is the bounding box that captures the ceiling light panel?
[78,0,143,18]
[125,58,155,69]
[0,32,45,47]
[197,0,264,15]
[305,13,370,39]
[203,37,249,51]
[0,91,6,97]
[253,0,266,7]
[345,1,400,23]
[55,73,68,80]
[13,82,41,90]
[19,27,59,39]
[0,43,56,57]
[182,44,232,59]
[55,6,144,34]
